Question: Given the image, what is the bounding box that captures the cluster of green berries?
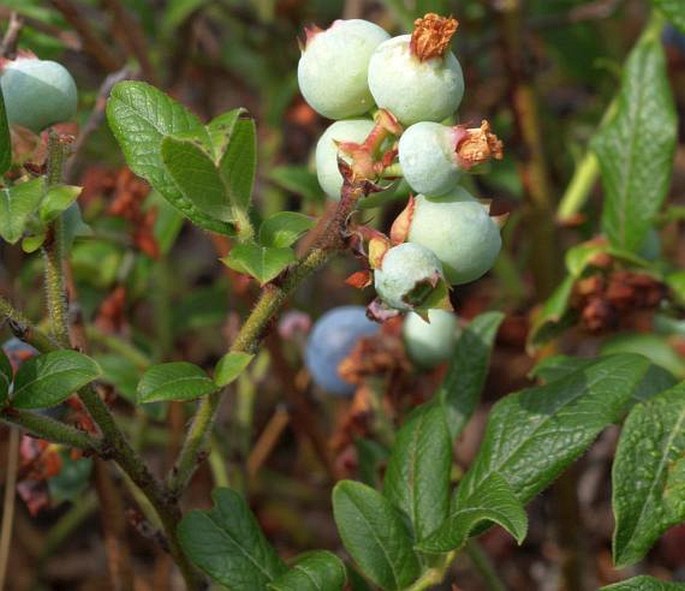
[0,52,77,133]
[298,14,505,316]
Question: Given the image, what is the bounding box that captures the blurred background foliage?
[1,0,685,589]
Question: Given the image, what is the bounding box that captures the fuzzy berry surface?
[374,242,444,311]
[407,188,501,285]
[399,121,462,195]
[298,19,389,120]
[315,118,375,200]
[367,35,464,126]
[403,309,460,369]
[304,306,380,396]
[1,57,77,133]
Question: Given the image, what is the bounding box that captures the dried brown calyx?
[410,13,459,61]
[455,120,504,169]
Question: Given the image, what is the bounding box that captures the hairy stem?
[168,180,366,496]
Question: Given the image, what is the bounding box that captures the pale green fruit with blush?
[315,118,375,200]
[367,34,464,126]
[403,309,460,369]
[407,188,502,285]
[374,242,444,311]
[1,56,77,133]
[398,121,464,196]
[298,19,390,120]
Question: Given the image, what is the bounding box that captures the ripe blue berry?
[374,242,444,311]
[402,187,502,285]
[403,309,460,369]
[367,15,463,126]
[315,118,375,200]
[298,19,390,120]
[304,306,380,396]
[0,56,77,133]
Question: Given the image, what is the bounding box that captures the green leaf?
[21,232,47,253]
[0,348,12,405]
[12,351,101,409]
[437,312,504,439]
[383,401,451,542]
[593,36,677,253]
[652,0,685,33]
[333,480,421,590]
[259,212,315,248]
[528,275,576,349]
[39,184,82,223]
[178,487,287,589]
[268,551,347,591]
[455,354,665,510]
[612,382,685,567]
[214,352,254,387]
[529,355,596,384]
[137,362,217,403]
[0,178,45,244]
[221,243,295,285]
[418,472,528,553]
[161,136,233,223]
[206,108,247,159]
[601,575,685,590]
[218,117,256,212]
[106,81,233,235]
[0,85,11,176]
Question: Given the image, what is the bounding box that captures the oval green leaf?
[178,487,286,589]
[137,362,217,403]
[268,551,346,591]
[332,480,420,591]
[12,350,101,409]
[214,352,254,388]
[612,382,685,567]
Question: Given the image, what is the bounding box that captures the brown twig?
[102,0,158,85]
[0,7,80,51]
[64,67,136,184]
[49,0,124,72]
[0,11,23,59]
[93,459,135,591]
[492,0,560,300]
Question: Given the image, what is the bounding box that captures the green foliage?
[455,354,666,507]
[107,82,256,235]
[593,33,677,253]
[418,472,527,553]
[0,348,11,405]
[652,0,685,33]
[612,382,685,567]
[178,488,287,589]
[0,178,45,244]
[332,480,421,590]
[221,243,296,285]
[259,212,315,248]
[0,86,10,176]
[601,575,685,590]
[437,311,504,439]
[268,551,347,591]
[382,401,451,542]
[137,362,218,403]
[214,352,254,388]
[11,351,101,409]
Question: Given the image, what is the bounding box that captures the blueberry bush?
[1,2,685,590]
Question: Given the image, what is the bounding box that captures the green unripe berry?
[298,19,390,120]
[315,118,375,200]
[407,188,502,285]
[399,122,463,195]
[367,35,464,126]
[0,56,77,133]
[374,242,444,311]
[403,309,460,369]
